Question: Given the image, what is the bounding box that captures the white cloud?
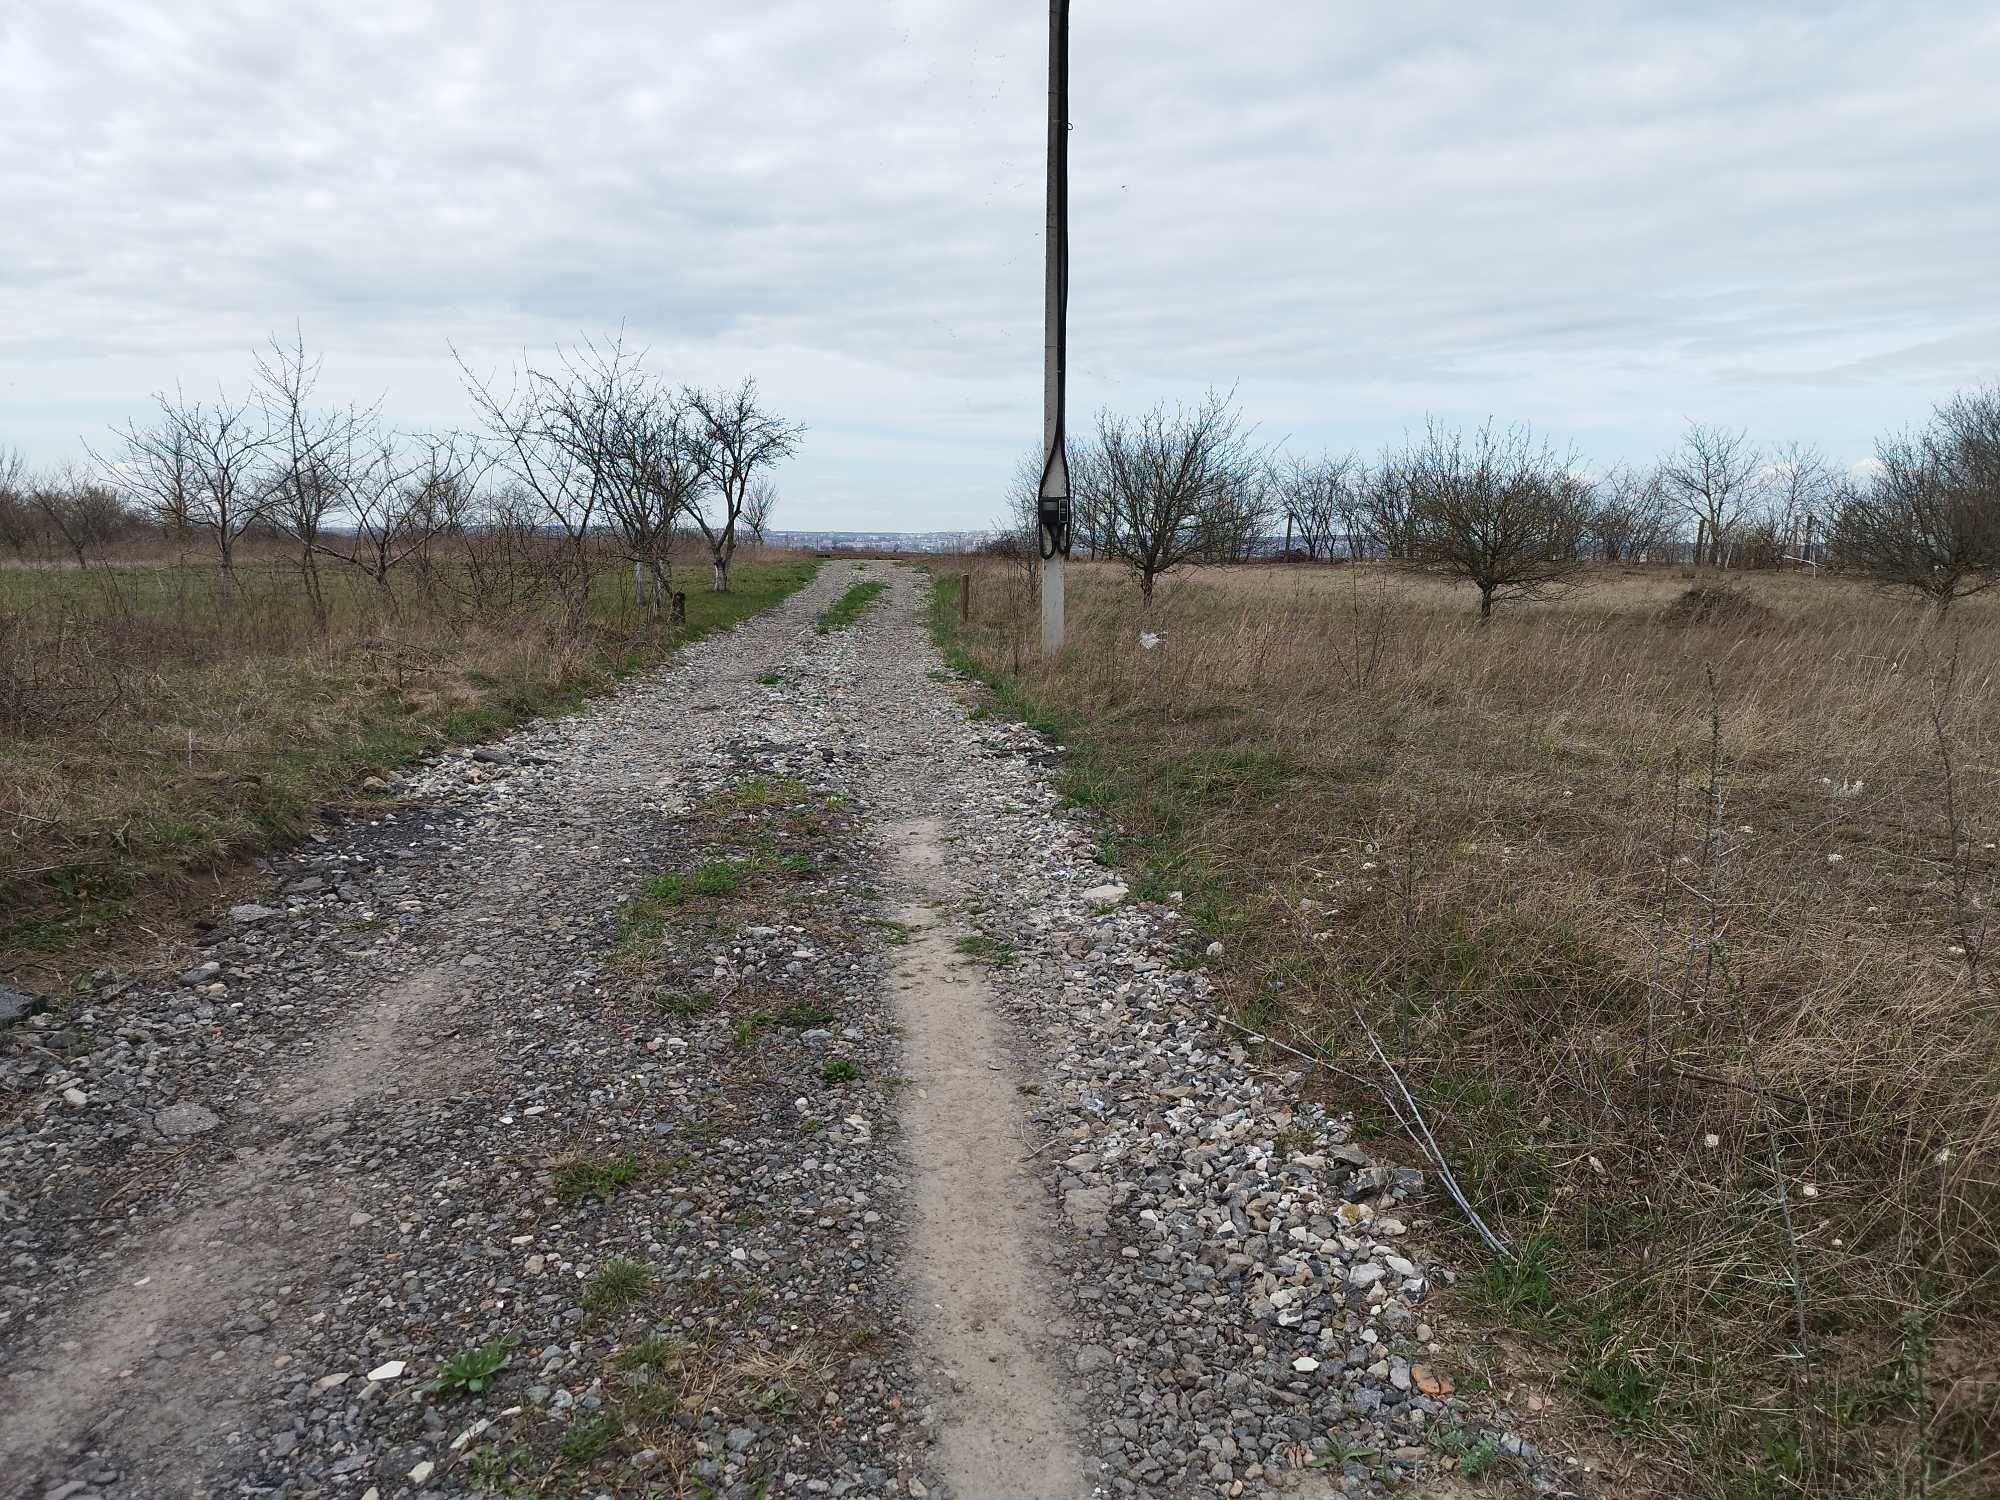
[3,0,1998,529]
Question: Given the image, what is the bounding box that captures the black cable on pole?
[1038,0,1072,561]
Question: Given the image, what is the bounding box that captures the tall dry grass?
[942,560,1999,1497]
[1,543,814,976]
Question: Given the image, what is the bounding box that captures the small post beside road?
[959,571,972,623]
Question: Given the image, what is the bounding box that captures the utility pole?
[1037,0,1071,653]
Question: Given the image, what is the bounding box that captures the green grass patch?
[778,998,835,1027]
[952,933,1015,966]
[551,1152,647,1204]
[582,1257,654,1313]
[815,580,887,634]
[558,1412,619,1461]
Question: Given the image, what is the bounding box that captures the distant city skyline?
[5,2,1999,532]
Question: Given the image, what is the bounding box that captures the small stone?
[1413,1364,1452,1396]
[1291,1356,1318,1373]
[229,903,279,926]
[1075,1345,1113,1373]
[62,1087,88,1109]
[369,1360,407,1381]
[156,1102,221,1137]
[1348,1263,1385,1288]
[407,1460,434,1483]
[0,983,40,1024]
[1082,883,1128,905]
[1205,940,1225,958]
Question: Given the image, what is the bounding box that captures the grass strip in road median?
[815,580,886,634]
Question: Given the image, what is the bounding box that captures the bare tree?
[1833,389,2000,612]
[683,378,804,592]
[743,476,778,546]
[1274,451,1362,560]
[1588,464,1675,562]
[1092,389,1263,602]
[29,464,134,568]
[338,431,476,602]
[0,446,33,557]
[1660,423,1762,567]
[522,336,690,618]
[1198,463,1276,563]
[1765,440,1839,565]
[1361,450,1413,562]
[255,330,372,627]
[108,388,271,581]
[1382,418,1591,620]
[457,347,608,631]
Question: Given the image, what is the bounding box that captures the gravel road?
[1,562,1575,1499]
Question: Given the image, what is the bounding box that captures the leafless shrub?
[1661,422,1763,566]
[1373,418,1591,619]
[743,477,778,546]
[0,613,128,735]
[683,378,804,593]
[0,447,36,557]
[1588,463,1676,562]
[1274,450,1363,560]
[1091,388,1264,601]
[1833,387,2000,613]
[104,387,272,580]
[27,465,139,568]
[457,347,609,632]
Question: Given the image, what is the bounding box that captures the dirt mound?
[1661,583,1776,630]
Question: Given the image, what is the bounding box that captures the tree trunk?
[1479,585,1494,621]
[712,555,730,593]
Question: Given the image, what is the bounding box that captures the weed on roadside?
[550,1152,647,1204]
[558,1412,619,1461]
[952,933,1015,966]
[431,1336,517,1399]
[582,1257,654,1313]
[778,999,835,1027]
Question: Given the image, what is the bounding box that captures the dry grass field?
[935,558,1999,1498]
[0,546,817,978]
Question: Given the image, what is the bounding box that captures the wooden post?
[670,591,686,626]
[960,571,972,623]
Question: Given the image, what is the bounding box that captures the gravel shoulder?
[2,561,1582,1500]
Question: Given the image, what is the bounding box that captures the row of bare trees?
[2,332,802,628]
[0,450,152,566]
[1011,386,2000,616]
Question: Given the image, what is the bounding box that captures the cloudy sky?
[4,0,1998,531]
